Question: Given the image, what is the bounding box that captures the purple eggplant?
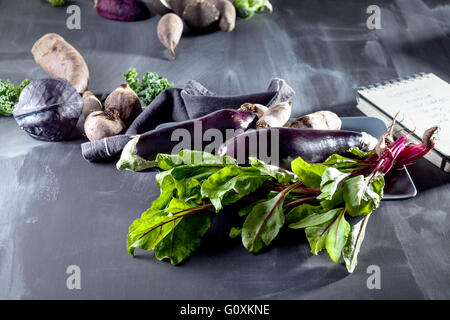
[114,109,258,171]
[131,109,257,160]
[94,0,150,22]
[216,128,377,169]
[85,108,255,163]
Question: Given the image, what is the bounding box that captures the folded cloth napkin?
[81,78,295,162]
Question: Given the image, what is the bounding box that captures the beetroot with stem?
[345,125,439,179]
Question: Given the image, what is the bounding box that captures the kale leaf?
[123,68,173,106]
[0,78,30,116]
[47,0,66,6]
[234,0,273,19]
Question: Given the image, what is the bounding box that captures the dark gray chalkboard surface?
[0,0,449,299]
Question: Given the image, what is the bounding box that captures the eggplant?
[216,127,378,169]
[117,109,257,170]
[136,109,256,158]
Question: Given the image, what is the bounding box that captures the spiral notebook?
[356,73,450,173]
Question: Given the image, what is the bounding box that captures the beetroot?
[84,109,126,142]
[94,0,150,22]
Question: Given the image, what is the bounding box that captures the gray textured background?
[0,0,449,299]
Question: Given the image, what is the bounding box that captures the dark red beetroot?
[94,0,150,22]
[134,109,257,160]
[217,127,376,169]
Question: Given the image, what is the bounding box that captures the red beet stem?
[361,126,437,177]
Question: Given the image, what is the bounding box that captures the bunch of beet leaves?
[126,124,438,272]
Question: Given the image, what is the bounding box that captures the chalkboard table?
[0,0,449,299]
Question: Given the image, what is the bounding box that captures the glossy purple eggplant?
[216,127,377,169]
[94,0,150,22]
[133,109,257,160]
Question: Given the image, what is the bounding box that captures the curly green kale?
[0,78,31,116]
[124,68,174,106]
[123,68,140,93]
[47,0,67,6]
[234,0,273,19]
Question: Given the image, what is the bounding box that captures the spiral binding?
[357,72,431,92]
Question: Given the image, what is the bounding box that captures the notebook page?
[358,73,450,156]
